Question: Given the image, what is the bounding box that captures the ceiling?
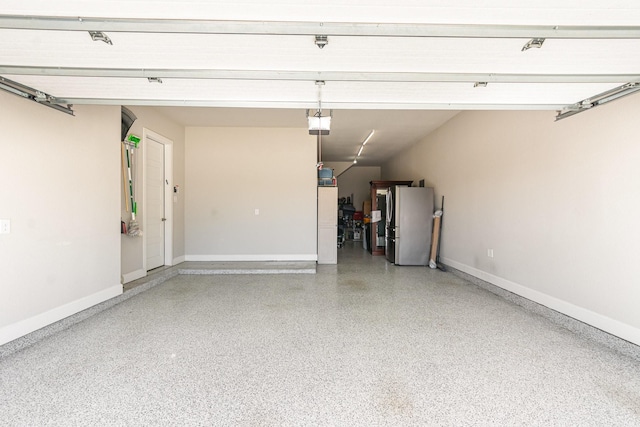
[155,107,459,165]
[2,1,640,165]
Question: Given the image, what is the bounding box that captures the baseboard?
[0,284,123,346]
[121,269,146,284]
[172,255,185,265]
[441,257,640,347]
[185,254,318,262]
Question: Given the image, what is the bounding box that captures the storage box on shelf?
[318,168,333,179]
[317,168,336,186]
[363,200,371,216]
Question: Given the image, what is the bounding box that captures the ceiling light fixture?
[307,111,331,135]
[308,80,331,135]
[362,130,375,146]
[354,129,375,163]
[314,35,328,49]
[0,76,74,115]
[88,31,113,45]
[310,80,332,164]
[521,38,545,51]
[147,77,163,83]
[555,82,640,121]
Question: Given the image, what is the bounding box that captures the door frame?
[142,128,173,271]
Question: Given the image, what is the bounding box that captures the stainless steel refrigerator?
[386,186,434,265]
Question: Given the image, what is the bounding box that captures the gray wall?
[185,127,317,260]
[0,91,121,345]
[382,96,640,345]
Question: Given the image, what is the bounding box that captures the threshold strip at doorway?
[124,261,316,292]
[178,261,317,276]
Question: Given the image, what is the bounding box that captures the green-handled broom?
[125,135,142,237]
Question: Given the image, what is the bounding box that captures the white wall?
[323,161,352,177]
[383,95,640,345]
[335,166,381,211]
[120,107,186,282]
[185,127,317,261]
[0,91,121,345]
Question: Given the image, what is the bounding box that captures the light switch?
[0,219,10,234]
[255,209,260,216]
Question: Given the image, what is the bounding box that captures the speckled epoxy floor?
[1,243,640,426]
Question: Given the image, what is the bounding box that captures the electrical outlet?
[254,209,260,216]
[0,219,10,234]
[487,249,494,258]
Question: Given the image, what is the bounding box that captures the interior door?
[145,138,165,270]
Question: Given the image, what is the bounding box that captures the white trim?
[4,16,639,39]
[142,128,174,271]
[442,257,640,347]
[163,143,174,266]
[186,254,318,262]
[0,285,122,346]
[121,268,146,284]
[2,66,636,84]
[56,98,568,111]
[172,255,186,265]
